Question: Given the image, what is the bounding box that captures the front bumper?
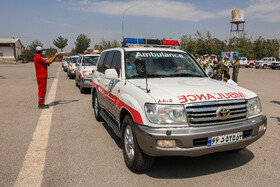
[69,69,75,76]
[135,115,267,157]
[80,77,92,88]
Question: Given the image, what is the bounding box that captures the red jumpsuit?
[34,54,48,105]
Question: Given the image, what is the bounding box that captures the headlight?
[145,103,187,124]
[83,71,90,76]
[247,97,262,118]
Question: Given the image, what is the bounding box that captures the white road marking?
[14,66,61,187]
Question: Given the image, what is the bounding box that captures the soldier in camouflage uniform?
[195,54,202,66]
[232,57,240,83]
[210,55,217,79]
[216,56,224,81]
[202,55,209,71]
[223,56,230,76]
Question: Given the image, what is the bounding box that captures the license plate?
[208,132,243,146]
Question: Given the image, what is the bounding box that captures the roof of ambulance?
[103,47,186,53]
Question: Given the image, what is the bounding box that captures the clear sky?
[0,0,279,51]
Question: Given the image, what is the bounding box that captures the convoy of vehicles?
[75,54,100,93]
[255,57,276,69]
[61,39,268,172]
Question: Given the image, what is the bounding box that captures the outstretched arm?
[45,53,60,64]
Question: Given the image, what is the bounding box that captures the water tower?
[230,9,245,39]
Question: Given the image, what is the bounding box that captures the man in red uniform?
[34,46,60,109]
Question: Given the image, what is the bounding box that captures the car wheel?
[92,91,103,121]
[80,86,86,93]
[249,63,253,68]
[75,77,79,87]
[122,115,155,172]
[263,64,267,69]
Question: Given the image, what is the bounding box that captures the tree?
[45,47,56,58]
[22,40,44,62]
[75,34,91,53]
[53,36,68,52]
[94,38,120,50]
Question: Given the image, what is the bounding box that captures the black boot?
[38,104,49,109]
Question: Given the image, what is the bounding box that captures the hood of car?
[128,77,256,104]
[81,66,96,71]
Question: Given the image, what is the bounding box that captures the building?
[0,38,23,60]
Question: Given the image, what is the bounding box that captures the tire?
[249,63,253,68]
[245,66,248,68]
[263,64,267,69]
[92,91,103,121]
[122,115,155,172]
[75,77,79,87]
[80,86,86,93]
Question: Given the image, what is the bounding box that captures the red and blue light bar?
[123,38,180,46]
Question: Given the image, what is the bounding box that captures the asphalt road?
[0,62,279,187]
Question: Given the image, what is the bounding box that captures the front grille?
[185,100,248,127]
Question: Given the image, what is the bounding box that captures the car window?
[82,56,99,66]
[97,52,107,73]
[70,57,79,63]
[111,51,121,76]
[104,51,115,70]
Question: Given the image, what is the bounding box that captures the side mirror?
[105,69,118,80]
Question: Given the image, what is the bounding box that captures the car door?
[106,50,122,121]
[99,51,116,117]
[94,52,108,109]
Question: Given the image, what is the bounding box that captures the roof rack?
[122,38,180,49]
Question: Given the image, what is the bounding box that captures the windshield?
[125,51,206,78]
[82,56,99,66]
[261,58,268,61]
[70,57,79,63]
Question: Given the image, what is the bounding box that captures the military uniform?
[202,57,209,71]
[224,59,230,75]
[216,58,224,81]
[209,56,217,79]
[232,59,240,83]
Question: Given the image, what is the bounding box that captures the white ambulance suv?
[75,54,100,93]
[91,38,267,172]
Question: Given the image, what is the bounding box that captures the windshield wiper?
[165,73,204,77]
[128,75,146,78]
